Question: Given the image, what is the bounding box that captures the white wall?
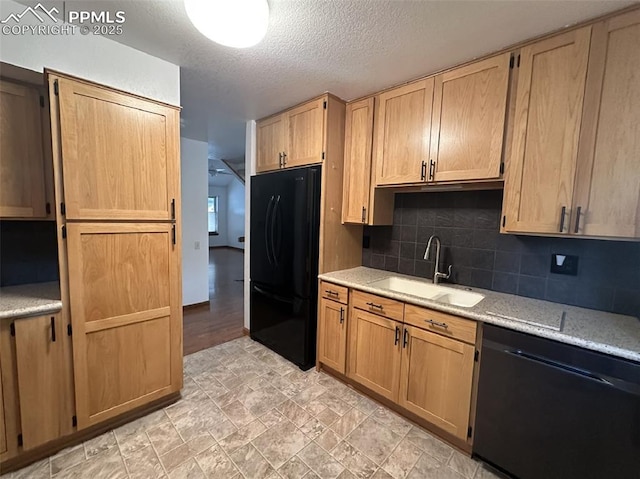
[227,179,245,250]
[208,186,228,247]
[0,0,179,105]
[244,121,256,330]
[181,138,209,306]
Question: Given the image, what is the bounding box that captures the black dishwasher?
[474,324,640,479]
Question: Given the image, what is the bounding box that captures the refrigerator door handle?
[271,195,281,266]
[265,195,275,265]
[253,284,294,304]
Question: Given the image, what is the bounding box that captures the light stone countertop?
[0,282,62,319]
[319,267,640,363]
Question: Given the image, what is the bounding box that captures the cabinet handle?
[429,160,435,180]
[394,326,400,345]
[403,328,409,348]
[51,317,56,342]
[425,319,448,329]
[574,206,582,234]
[420,161,427,181]
[340,307,345,324]
[282,152,287,166]
[325,290,339,297]
[361,206,366,223]
[366,302,383,310]
[278,152,283,168]
[559,206,567,233]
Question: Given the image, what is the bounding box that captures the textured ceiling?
[47,1,634,159]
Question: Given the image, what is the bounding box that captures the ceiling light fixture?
[184,0,269,49]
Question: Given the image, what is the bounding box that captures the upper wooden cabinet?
[256,97,325,173]
[502,28,591,234]
[374,79,435,186]
[503,11,640,239]
[430,53,511,182]
[13,313,75,450]
[256,113,286,172]
[0,80,47,219]
[66,222,182,429]
[286,98,325,168]
[572,10,640,238]
[55,76,180,221]
[342,98,374,223]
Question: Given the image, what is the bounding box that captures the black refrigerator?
[250,166,321,370]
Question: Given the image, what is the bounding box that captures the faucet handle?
[443,264,452,279]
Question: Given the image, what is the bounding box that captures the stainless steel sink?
[368,276,484,308]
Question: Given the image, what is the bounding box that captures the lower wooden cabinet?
[13,314,75,450]
[319,286,479,444]
[0,314,74,458]
[318,297,348,373]
[0,321,19,461]
[347,308,402,401]
[398,325,475,440]
[66,223,183,429]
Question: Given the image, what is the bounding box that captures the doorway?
[183,159,246,355]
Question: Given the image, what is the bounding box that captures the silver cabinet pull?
[361,206,366,223]
[366,302,383,310]
[420,161,427,181]
[325,290,339,297]
[339,307,345,324]
[394,326,400,345]
[425,319,448,329]
[403,328,409,348]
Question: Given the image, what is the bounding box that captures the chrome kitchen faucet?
[424,235,452,284]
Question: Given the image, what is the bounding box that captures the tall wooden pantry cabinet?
[48,72,183,429]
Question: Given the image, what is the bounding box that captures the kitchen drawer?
[352,290,404,322]
[404,304,477,345]
[321,281,349,304]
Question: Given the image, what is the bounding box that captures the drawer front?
[404,304,477,344]
[321,281,349,304]
[352,290,404,322]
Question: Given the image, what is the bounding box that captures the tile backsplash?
[362,190,640,318]
[0,221,59,287]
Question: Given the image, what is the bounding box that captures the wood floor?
[183,247,245,355]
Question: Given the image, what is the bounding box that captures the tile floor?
[1,337,504,479]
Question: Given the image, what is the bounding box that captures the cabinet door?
[55,76,180,221]
[256,114,285,173]
[348,309,402,401]
[342,98,374,224]
[573,11,640,239]
[502,28,591,234]
[318,298,347,373]
[66,223,182,428]
[0,80,46,218]
[374,79,434,185]
[398,325,475,440]
[0,321,19,461]
[285,98,325,168]
[13,314,74,449]
[431,53,510,182]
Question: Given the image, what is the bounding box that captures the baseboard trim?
[183,301,210,311]
[209,246,245,252]
[0,392,180,473]
[242,327,250,336]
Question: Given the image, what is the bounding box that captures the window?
[208,196,219,235]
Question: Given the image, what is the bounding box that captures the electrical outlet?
[550,254,578,275]
[194,241,200,250]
